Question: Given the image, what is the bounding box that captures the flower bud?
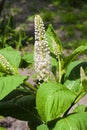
[0,54,17,75]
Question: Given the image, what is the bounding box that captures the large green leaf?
[53,112,87,130]
[0,95,35,120]
[0,75,27,100]
[36,81,76,122]
[0,94,42,130]
[64,45,87,68]
[0,47,21,68]
[64,60,87,80]
[37,124,49,130]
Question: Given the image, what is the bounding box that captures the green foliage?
[64,79,81,94]
[0,15,87,130]
[0,47,20,76]
[0,127,6,130]
[0,94,35,120]
[53,112,87,130]
[22,52,34,65]
[0,47,21,68]
[37,124,49,130]
[0,12,31,49]
[76,22,87,35]
[56,0,86,7]
[60,12,78,24]
[46,24,62,54]
[0,75,27,100]
[64,60,87,80]
[63,45,87,69]
[36,81,76,122]
[73,104,87,113]
[40,11,55,22]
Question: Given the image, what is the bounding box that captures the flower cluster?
[0,54,16,75]
[53,41,61,58]
[34,15,51,82]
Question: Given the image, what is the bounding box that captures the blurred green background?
[0,0,87,50]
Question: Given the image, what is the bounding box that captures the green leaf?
[0,47,21,68]
[51,56,58,67]
[0,94,42,130]
[64,45,87,68]
[0,75,27,100]
[80,67,87,91]
[64,79,82,94]
[28,117,42,130]
[37,124,49,130]
[81,79,87,91]
[23,52,34,64]
[64,79,87,103]
[36,81,76,122]
[53,112,87,130]
[73,104,87,113]
[64,60,87,80]
[51,56,58,77]
[1,89,31,102]
[80,67,87,83]
[0,95,35,120]
[46,24,62,54]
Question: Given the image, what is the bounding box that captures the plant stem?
[24,81,37,92]
[58,55,62,83]
[63,101,75,117]
[63,90,86,117]
[74,91,87,104]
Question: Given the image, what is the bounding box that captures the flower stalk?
[52,39,62,83]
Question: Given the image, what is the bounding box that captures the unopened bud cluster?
[34,15,51,82]
[0,54,16,75]
[52,39,61,59]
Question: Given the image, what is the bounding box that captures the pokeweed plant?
[0,15,87,130]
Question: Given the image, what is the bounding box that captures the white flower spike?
[34,15,51,82]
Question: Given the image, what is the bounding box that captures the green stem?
[74,91,87,104]
[58,56,62,83]
[63,90,86,117]
[24,81,37,92]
